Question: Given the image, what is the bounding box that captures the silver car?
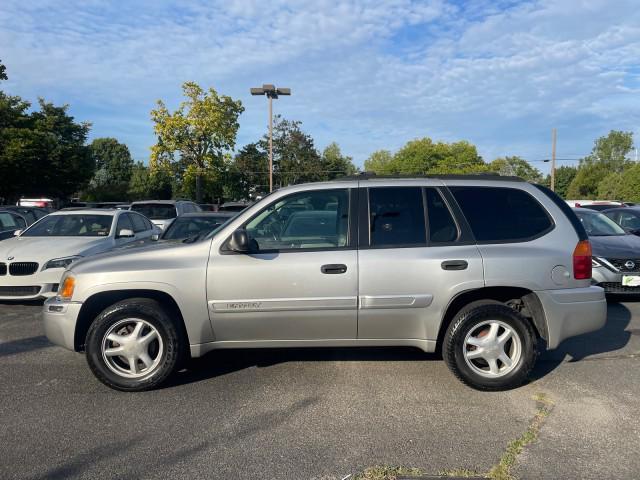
[0,209,160,300]
[44,176,606,391]
[129,200,202,231]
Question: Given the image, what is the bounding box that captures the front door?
[206,187,358,341]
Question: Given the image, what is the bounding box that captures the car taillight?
[573,240,592,279]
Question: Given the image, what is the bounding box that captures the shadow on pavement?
[167,346,435,388]
[0,335,52,357]
[530,301,632,381]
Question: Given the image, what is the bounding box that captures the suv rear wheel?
[85,298,184,391]
[443,303,537,391]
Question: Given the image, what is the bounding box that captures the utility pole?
[551,128,557,192]
[250,84,291,192]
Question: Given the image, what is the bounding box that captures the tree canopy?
[489,156,542,182]
[86,138,134,200]
[150,82,244,202]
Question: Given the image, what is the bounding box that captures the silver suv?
[44,175,607,391]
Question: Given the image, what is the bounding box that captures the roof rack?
[336,172,525,182]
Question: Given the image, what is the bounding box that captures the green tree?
[228,143,269,199]
[566,163,609,199]
[150,82,244,202]
[364,150,394,174]
[86,138,134,200]
[489,156,542,182]
[0,97,93,202]
[597,171,625,200]
[567,131,635,199]
[260,116,323,187]
[127,162,173,200]
[548,165,578,198]
[387,137,485,174]
[0,59,7,81]
[581,130,634,172]
[321,142,357,179]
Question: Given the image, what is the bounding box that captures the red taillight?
[573,240,592,279]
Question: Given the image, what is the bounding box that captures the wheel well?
[437,287,548,349]
[74,290,188,352]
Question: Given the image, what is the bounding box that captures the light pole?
[250,84,291,192]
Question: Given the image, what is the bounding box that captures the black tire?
[85,298,184,392]
[443,303,537,391]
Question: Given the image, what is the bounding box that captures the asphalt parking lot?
[1,300,639,480]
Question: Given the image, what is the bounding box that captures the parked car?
[574,207,640,294]
[17,197,54,209]
[566,200,626,211]
[0,205,51,224]
[602,206,640,235]
[158,212,235,242]
[129,200,201,231]
[0,210,28,241]
[0,209,160,300]
[218,201,251,213]
[43,175,606,392]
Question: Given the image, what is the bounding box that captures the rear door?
[357,185,484,341]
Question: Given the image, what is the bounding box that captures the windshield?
[130,204,177,220]
[22,214,113,237]
[162,215,232,240]
[575,210,626,236]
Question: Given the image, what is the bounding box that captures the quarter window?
[245,189,350,251]
[368,187,426,247]
[450,186,553,242]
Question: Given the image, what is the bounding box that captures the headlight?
[57,273,76,301]
[42,256,81,271]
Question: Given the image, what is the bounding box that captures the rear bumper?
[535,286,607,349]
[42,297,83,351]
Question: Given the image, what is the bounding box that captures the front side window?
[245,189,349,251]
[130,213,149,233]
[613,211,640,230]
[0,213,23,230]
[22,215,113,237]
[450,186,553,242]
[368,187,426,247]
[116,214,134,234]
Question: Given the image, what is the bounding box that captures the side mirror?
[151,233,160,241]
[13,230,22,236]
[228,228,250,253]
[117,228,134,239]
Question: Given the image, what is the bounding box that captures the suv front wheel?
[85,298,184,391]
[443,303,537,391]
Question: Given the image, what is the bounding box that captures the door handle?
[441,260,468,271]
[321,264,348,274]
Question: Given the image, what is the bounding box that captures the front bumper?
[42,296,83,351]
[535,286,607,349]
[592,264,640,294]
[0,268,65,300]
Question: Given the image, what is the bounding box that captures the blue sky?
[2,0,640,173]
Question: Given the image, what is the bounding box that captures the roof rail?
[336,172,525,182]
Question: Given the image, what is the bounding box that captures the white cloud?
[1,0,639,167]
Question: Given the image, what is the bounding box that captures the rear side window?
[369,187,426,247]
[450,186,553,242]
